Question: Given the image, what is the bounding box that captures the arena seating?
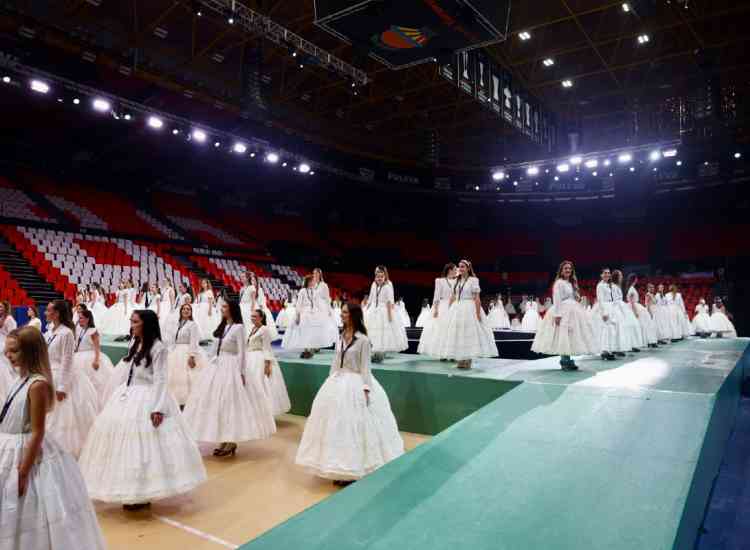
[0,177,55,223]
[0,265,32,306]
[152,191,244,245]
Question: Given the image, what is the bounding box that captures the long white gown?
[418,277,454,357]
[183,324,276,443]
[520,301,541,332]
[79,340,207,503]
[44,324,99,457]
[532,279,599,356]
[0,315,18,398]
[282,289,336,350]
[295,332,404,480]
[239,284,280,341]
[614,286,645,350]
[0,375,106,550]
[276,302,294,330]
[692,303,712,334]
[364,282,408,353]
[627,287,658,346]
[193,290,217,339]
[674,292,694,337]
[165,319,207,406]
[487,302,511,330]
[592,281,620,354]
[710,304,737,337]
[73,325,116,408]
[664,292,684,340]
[246,324,291,416]
[415,305,431,328]
[102,288,131,336]
[651,293,673,342]
[396,301,411,328]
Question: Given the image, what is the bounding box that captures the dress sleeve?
[552,281,564,310]
[151,344,169,414]
[359,337,373,392]
[472,277,481,295]
[385,283,395,305]
[189,322,200,357]
[432,279,441,305]
[57,329,75,393]
[261,327,274,361]
[236,325,247,376]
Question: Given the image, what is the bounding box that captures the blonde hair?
[7,327,55,412]
[374,265,390,282]
[458,259,476,278]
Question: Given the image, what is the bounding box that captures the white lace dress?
[692,303,712,334]
[363,282,408,353]
[246,325,291,416]
[166,319,208,406]
[417,277,454,356]
[532,279,598,356]
[0,315,18,399]
[72,325,115,409]
[436,277,498,360]
[282,288,337,350]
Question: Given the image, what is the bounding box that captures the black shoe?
[561,360,579,371]
[632,348,641,352]
[614,352,626,357]
[123,502,151,511]
[215,443,237,457]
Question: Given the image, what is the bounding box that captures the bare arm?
[18,381,50,496]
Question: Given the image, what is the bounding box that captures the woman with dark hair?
[283,274,336,359]
[417,263,457,357]
[194,278,217,340]
[296,303,403,484]
[26,305,42,332]
[79,310,206,510]
[363,266,408,363]
[437,260,498,369]
[0,299,18,396]
[73,308,116,405]
[184,301,275,457]
[166,303,207,407]
[239,271,280,341]
[663,284,684,341]
[101,281,131,336]
[611,269,644,352]
[245,308,291,416]
[625,274,658,349]
[312,268,338,344]
[532,261,598,370]
[44,300,99,457]
[709,298,737,338]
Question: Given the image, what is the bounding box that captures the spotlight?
[513,181,518,187]
[609,173,614,177]
[585,159,598,169]
[250,152,256,158]
[92,98,111,112]
[266,152,279,163]
[629,166,635,172]
[491,171,505,181]
[123,114,132,121]
[603,159,611,166]
[562,79,573,88]
[73,98,80,105]
[191,129,207,143]
[637,34,650,45]
[518,31,531,41]
[282,162,288,167]
[676,160,682,166]
[570,156,582,165]
[618,153,632,164]
[233,143,247,154]
[474,186,480,191]
[214,141,221,148]
[172,128,180,135]
[663,148,678,157]
[556,163,570,173]
[592,171,598,176]
[734,152,742,159]
[2,76,10,84]
[310,171,315,175]
[554,176,559,181]
[526,166,539,176]
[299,64,304,69]
[147,116,164,129]
[653,167,658,172]
[292,51,298,57]
[649,150,661,161]
[622,3,630,12]
[542,58,554,67]
[228,16,235,24]
[574,177,579,181]
[30,79,50,94]
[299,163,311,174]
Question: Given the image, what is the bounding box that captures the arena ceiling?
[2,0,749,169]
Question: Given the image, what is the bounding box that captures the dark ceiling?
[2,0,749,168]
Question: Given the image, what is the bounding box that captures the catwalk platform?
[405,327,537,359]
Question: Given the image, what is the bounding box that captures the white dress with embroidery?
[101,289,131,336]
[709,305,737,337]
[0,315,18,399]
[692,303,712,334]
[166,319,208,406]
[520,301,541,332]
[245,325,291,416]
[282,288,336,350]
[239,284,279,341]
[0,375,106,550]
[627,287,658,346]
[532,279,599,356]
[487,301,511,330]
[436,277,498,360]
[364,282,408,353]
[417,277,454,356]
[296,333,404,480]
[72,325,115,409]
[78,340,206,503]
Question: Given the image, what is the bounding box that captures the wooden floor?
[96,414,429,550]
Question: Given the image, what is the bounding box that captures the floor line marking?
[154,515,240,549]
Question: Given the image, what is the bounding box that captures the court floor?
[95,415,429,550]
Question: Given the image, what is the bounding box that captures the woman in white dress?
[163,283,193,338]
[0,300,18,399]
[437,260,498,369]
[145,282,161,316]
[487,294,511,329]
[194,278,217,339]
[415,299,431,328]
[73,308,115,407]
[332,299,344,328]
[649,284,671,344]
[245,308,291,416]
[520,297,541,332]
[79,309,206,510]
[165,303,207,408]
[612,270,644,352]
[364,266,409,362]
[663,284,684,341]
[312,268,339,346]
[25,306,42,331]
[239,271,279,341]
[417,263,457,358]
[124,280,139,319]
[692,298,712,337]
[283,275,336,359]
[0,327,105,550]
[624,274,658,349]
[102,281,131,336]
[504,293,517,318]
[592,268,621,360]
[183,301,275,457]
[710,298,737,338]
[396,298,411,328]
[44,300,99,457]
[296,303,404,484]
[159,280,176,324]
[88,284,109,330]
[671,284,694,338]
[532,260,598,370]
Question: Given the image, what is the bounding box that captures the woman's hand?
[364,389,370,406]
[17,466,29,497]
[295,314,301,325]
[241,374,246,387]
[188,356,196,369]
[151,412,164,428]
[555,316,562,326]
[92,360,100,371]
[56,391,67,402]
[264,361,272,377]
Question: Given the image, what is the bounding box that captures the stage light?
[543,58,554,67]
[228,16,235,24]
[2,76,10,84]
[556,163,570,173]
[663,148,678,157]
[30,79,49,94]
[526,166,539,176]
[299,163,311,173]
[592,171,598,176]
[704,161,709,165]
[609,173,614,177]
[266,152,279,163]
[649,150,661,161]
[629,166,635,172]
[172,128,180,135]
[292,51,297,57]
[73,98,80,105]
[123,114,132,121]
[603,159,611,166]
[622,3,631,12]
[653,167,658,172]
[562,79,573,88]
[147,116,164,129]
[518,31,531,41]
[637,34,650,44]
[513,181,518,187]
[570,156,582,165]
[734,152,742,159]
[474,186,480,191]
[250,152,256,158]
[233,143,247,154]
[310,171,315,175]
[92,98,111,112]
[191,129,207,143]
[585,159,598,169]
[618,153,632,164]
[492,171,505,181]
[554,176,559,181]
[214,141,221,148]
[676,160,682,166]
[282,162,288,167]
[574,177,579,181]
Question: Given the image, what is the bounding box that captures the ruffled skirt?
[364,305,408,353]
[78,382,206,504]
[246,350,291,416]
[282,309,336,350]
[616,301,645,349]
[193,303,218,341]
[417,300,448,356]
[531,301,599,356]
[520,309,541,332]
[182,353,276,443]
[414,308,431,328]
[692,312,712,334]
[710,312,737,336]
[275,307,294,330]
[436,301,498,360]
[633,303,658,345]
[166,343,209,406]
[295,371,404,480]
[100,303,130,336]
[73,350,115,410]
[487,307,511,330]
[46,365,99,458]
[0,433,105,550]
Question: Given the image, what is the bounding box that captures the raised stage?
[98,337,749,549]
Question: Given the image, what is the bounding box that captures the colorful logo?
[371,26,434,51]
